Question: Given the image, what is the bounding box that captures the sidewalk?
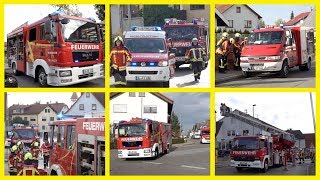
[215,69,243,84]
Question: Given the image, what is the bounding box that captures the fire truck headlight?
[268,56,281,60]
[240,57,249,61]
[144,149,151,153]
[59,70,72,77]
[158,61,168,67]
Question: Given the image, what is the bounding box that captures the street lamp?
[252,104,256,118]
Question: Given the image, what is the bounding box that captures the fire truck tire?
[12,63,20,76]
[236,167,242,172]
[299,59,311,71]
[153,148,159,160]
[262,159,268,173]
[165,145,170,154]
[37,68,48,87]
[242,71,252,78]
[279,60,289,78]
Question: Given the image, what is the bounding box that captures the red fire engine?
[48,118,105,175]
[200,127,210,144]
[163,18,209,67]
[240,25,315,78]
[7,11,104,86]
[117,118,172,159]
[10,124,39,148]
[230,131,295,172]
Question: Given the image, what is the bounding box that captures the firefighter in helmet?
[216,32,230,73]
[17,152,40,176]
[40,139,51,169]
[240,36,248,51]
[233,33,242,70]
[185,37,206,81]
[8,145,22,175]
[30,141,40,168]
[110,36,132,87]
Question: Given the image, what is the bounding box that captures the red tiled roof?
[216,4,262,19]
[284,12,310,26]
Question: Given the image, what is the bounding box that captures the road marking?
[144,162,163,165]
[181,165,207,170]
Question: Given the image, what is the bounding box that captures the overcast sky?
[7,92,80,108]
[250,5,314,25]
[215,93,315,134]
[4,4,99,40]
[164,93,210,135]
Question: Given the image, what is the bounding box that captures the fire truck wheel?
[262,159,268,173]
[299,59,311,71]
[279,60,289,78]
[165,145,170,154]
[38,68,48,87]
[236,167,242,172]
[12,63,20,76]
[153,148,159,160]
[242,71,252,78]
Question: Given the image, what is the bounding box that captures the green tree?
[10,116,29,126]
[274,18,285,27]
[51,4,82,16]
[259,20,266,28]
[94,5,105,21]
[290,11,294,19]
[170,111,181,138]
[142,5,184,26]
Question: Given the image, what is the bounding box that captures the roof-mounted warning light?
[192,18,198,25]
[87,17,96,22]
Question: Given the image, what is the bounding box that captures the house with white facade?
[216,4,262,32]
[64,93,105,118]
[110,92,173,124]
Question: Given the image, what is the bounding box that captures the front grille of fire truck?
[234,156,255,162]
[72,51,99,62]
[176,47,188,56]
[79,73,94,79]
[128,71,158,75]
[122,141,143,147]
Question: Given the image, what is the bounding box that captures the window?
[29,28,37,41]
[138,92,145,97]
[129,92,136,97]
[245,20,252,28]
[58,125,65,148]
[227,130,236,136]
[42,125,46,130]
[66,125,76,150]
[144,105,157,113]
[113,104,127,113]
[79,104,84,110]
[42,117,46,121]
[92,104,97,110]
[228,20,234,28]
[39,24,45,40]
[190,5,205,10]
[50,117,55,121]
[227,131,231,136]
[24,117,28,121]
[236,7,241,13]
[243,130,249,135]
[30,118,36,121]
[86,93,90,97]
[45,109,50,113]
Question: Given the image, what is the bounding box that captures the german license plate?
[240,162,247,166]
[83,68,93,74]
[128,151,138,156]
[136,76,151,81]
[175,57,185,61]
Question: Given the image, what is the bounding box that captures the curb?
[215,73,243,84]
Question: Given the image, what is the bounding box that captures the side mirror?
[61,18,70,25]
[8,131,13,137]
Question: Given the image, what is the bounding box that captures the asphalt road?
[110,139,210,175]
[5,68,105,88]
[216,61,315,88]
[215,156,315,175]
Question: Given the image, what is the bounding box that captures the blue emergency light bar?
[192,18,198,24]
[87,17,96,22]
[131,26,162,31]
[50,10,61,16]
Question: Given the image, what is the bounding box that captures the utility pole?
[127,5,131,30]
[310,93,315,133]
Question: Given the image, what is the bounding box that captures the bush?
[172,138,185,144]
[110,141,117,149]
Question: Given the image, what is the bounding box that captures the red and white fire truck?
[48,117,105,175]
[200,127,210,144]
[117,118,172,159]
[240,25,315,78]
[230,131,295,172]
[9,124,39,148]
[124,27,175,87]
[7,11,104,86]
[163,18,209,67]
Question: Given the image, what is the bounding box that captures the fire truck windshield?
[61,19,99,43]
[118,123,146,137]
[233,138,259,150]
[12,129,35,139]
[125,38,166,53]
[201,130,210,135]
[165,26,198,41]
[248,31,283,45]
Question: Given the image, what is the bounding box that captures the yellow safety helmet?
[33,142,39,147]
[192,38,198,42]
[17,141,22,146]
[235,33,241,38]
[230,38,235,44]
[114,36,124,43]
[11,145,18,152]
[222,32,229,38]
[24,152,33,160]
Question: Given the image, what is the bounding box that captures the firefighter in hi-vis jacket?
[232,33,242,70]
[216,32,230,73]
[185,38,206,82]
[110,36,132,87]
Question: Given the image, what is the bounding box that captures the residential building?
[216,4,262,32]
[215,8,228,27]
[304,133,315,150]
[180,5,210,23]
[286,129,306,149]
[284,12,310,26]
[64,93,105,118]
[110,92,173,124]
